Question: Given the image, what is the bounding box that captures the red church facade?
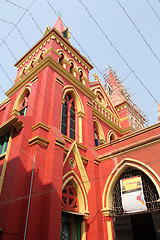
[0,17,160,240]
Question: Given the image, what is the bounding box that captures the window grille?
[112,167,160,216]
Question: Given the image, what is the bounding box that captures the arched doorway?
[112,167,160,240]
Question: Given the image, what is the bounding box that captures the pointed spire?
[53,17,70,39]
[53,16,64,36]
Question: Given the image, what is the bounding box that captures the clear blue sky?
[0,0,160,126]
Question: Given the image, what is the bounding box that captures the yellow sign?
[121,176,142,194]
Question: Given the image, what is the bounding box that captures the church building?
[0,17,160,240]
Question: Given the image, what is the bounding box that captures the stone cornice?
[99,121,160,149]
[0,116,23,136]
[32,122,50,132]
[63,135,87,151]
[28,135,49,148]
[55,138,66,148]
[99,133,160,161]
[6,55,96,101]
[56,77,64,86]
[15,28,93,71]
[0,98,11,107]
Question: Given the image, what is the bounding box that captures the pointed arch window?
[61,94,75,140]
[109,133,116,142]
[19,91,30,116]
[79,71,83,82]
[94,124,99,147]
[59,53,64,65]
[69,62,74,74]
[62,182,78,211]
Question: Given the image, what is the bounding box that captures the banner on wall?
[120,176,147,213]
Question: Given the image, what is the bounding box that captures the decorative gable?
[63,141,90,194]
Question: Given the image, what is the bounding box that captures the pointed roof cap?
[53,16,64,36]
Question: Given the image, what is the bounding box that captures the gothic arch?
[102,158,160,216]
[68,58,77,69]
[77,67,87,78]
[57,49,67,60]
[12,84,32,114]
[63,171,89,214]
[93,117,105,140]
[62,85,84,114]
[107,130,117,142]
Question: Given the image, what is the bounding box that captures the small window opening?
[19,91,30,116]
[59,54,64,65]
[109,133,115,142]
[94,126,99,147]
[0,132,10,155]
[79,71,83,82]
[69,62,74,74]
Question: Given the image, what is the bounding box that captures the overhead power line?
[146,0,160,22]
[117,0,160,64]
[77,0,159,104]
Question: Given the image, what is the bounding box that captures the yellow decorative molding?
[31,76,38,84]
[81,156,88,164]
[93,108,122,135]
[81,221,86,240]
[63,171,89,213]
[63,135,87,151]
[55,138,66,148]
[15,28,93,71]
[99,139,107,144]
[93,116,105,140]
[63,142,90,194]
[87,101,93,108]
[120,116,128,122]
[102,208,113,217]
[102,158,160,214]
[97,121,160,151]
[107,221,113,240]
[99,133,160,161]
[6,55,96,101]
[28,135,49,148]
[0,116,23,135]
[94,159,100,165]
[0,98,11,107]
[32,122,50,132]
[11,109,19,116]
[77,111,85,118]
[122,126,131,134]
[56,77,64,86]
[63,146,88,164]
[62,97,66,104]
[0,130,13,194]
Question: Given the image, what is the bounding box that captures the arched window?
[61,94,75,140]
[108,130,117,142]
[62,182,78,211]
[109,133,115,142]
[69,62,74,74]
[19,91,30,116]
[61,183,81,240]
[94,125,99,147]
[79,71,83,82]
[59,53,64,65]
